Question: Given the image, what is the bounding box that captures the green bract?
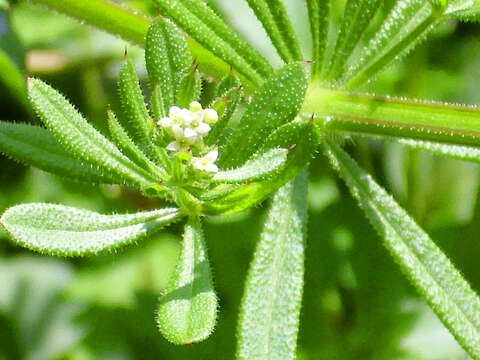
[2,0,480,358]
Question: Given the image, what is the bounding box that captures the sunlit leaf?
[157,217,217,344]
[0,204,181,256]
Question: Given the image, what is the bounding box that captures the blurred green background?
[1,0,480,359]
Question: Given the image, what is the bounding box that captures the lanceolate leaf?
[118,60,153,142]
[146,18,192,115]
[398,138,480,164]
[176,66,202,108]
[446,0,480,21]
[157,217,217,344]
[107,109,167,180]
[0,49,27,108]
[324,141,480,359]
[306,0,330,77]
[218,63,307,168]
[344,0,442,89]
[244,0,302,63]
[28,78,157,186]
[327,0,382,80]
[154,0,272,86]
[0,204,181,256]
[213,148,288,183]
[0,121,119,184]
[237,172,307,360]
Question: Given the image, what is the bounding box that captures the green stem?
[303,84,480,147]
[29,0,235,82]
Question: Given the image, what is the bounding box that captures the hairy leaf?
[237,172,307,360]
[118,60,153,142]
[154,0,272,86]
[0,121,120,184]
[324,141,480,359]
[244,0,302,62]
[176,66,202,108]
[306,0,330,77]
[146,18,192,115]
[398,138,480,163]
[344,0,441,89]
[446,0,480,21]
[218,63,307,168]
[107,109,167,180]
[0,204,181,256]
[203,121,318,215]
[157,217,217,344]
[327,0,382,80]
[28,78,157,186]
[213,148,288,183]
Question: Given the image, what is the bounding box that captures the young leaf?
[146,18,192,115]
[218,63,307,168]
[0,121,119,184]
[306,0,330,77]
[326,0,382,80]
[107,109,168,180]
[344,0,442,89]
[0,204,181,256]
[244,0,302,62]
[213,71,240,99]
[154,0,272,86]
[324,141,480,359]
[237,171,307,360]
[118,59,153,142]
[157,217,217,344]
[28,78,157,186]
[176,65,202,108]
[213,148,288,183]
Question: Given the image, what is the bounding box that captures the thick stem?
[28,0,234,81]
[303,84,480,147]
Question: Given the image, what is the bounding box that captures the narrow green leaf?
[0,49,27,108]
[0,121,118,184]
[118,60,153,142]
[237,171,307,360]
[218,63,307,168]
[446,0,480,21]
[324,141,480,359]
[154,0,272,86]
[28,78,157,187]
[0,204,181,256]
[213,148,288,183]
[344,0,441,89]
[214,71,240,99]
[146,18,192,115]
[107,109,167,180]
[157,217,217,344]
[206,87,241,146]
[398,138,480,163]
[327,0,382,80]
[203,121,318,215]
[176,66,202,108]
[244,0,302,62]
[306,0,330,77]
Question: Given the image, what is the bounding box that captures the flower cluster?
[157,102,220,173]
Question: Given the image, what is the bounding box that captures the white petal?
[196,122,211,135]
[166,141,180,151]
[168,106,181,118]
[205,149,218,162]
[172,124,184,139]
[192,158,204,171]
[205,163,219,173]
[184,128,198,139]
[158,117,172,128]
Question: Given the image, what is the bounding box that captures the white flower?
[166,141,189,152]
[157,117,173,128]
[192,149,219,173]
[168,106,181,118]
